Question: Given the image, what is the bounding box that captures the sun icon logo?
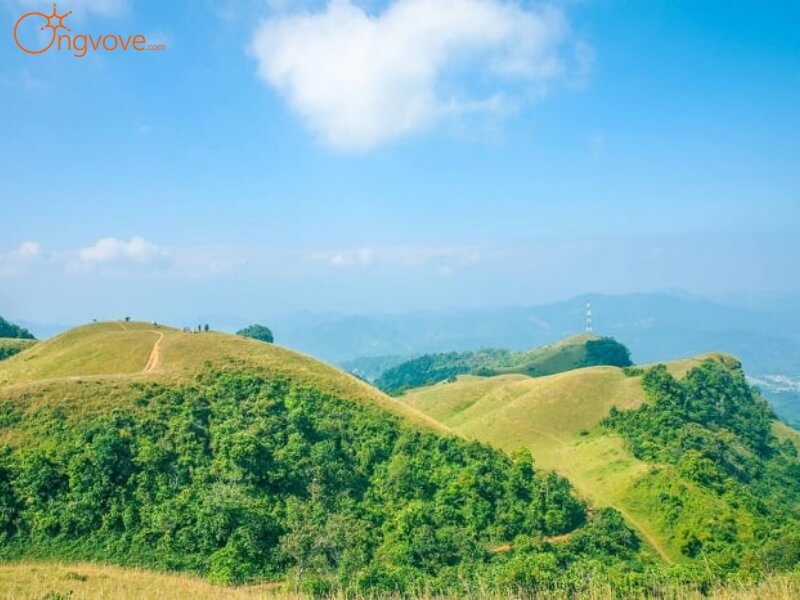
[42,3,73,35]
[14,2,73,55]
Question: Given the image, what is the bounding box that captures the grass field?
[399,354,738,563]
[0,562,799,600]
[0,321,450,434]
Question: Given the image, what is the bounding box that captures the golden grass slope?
[400,354,739,563]
[1,562,799,600]
[0,321,449,434]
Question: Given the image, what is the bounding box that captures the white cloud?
[77,236,167,266]
[310,244,481,269]
[65,237,246,278]
[1,237,247,280]
[0,241,43,277]
[250,0,581,150]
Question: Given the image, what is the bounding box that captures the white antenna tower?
[585,301,593,333]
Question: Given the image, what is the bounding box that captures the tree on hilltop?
[237,324,274,343]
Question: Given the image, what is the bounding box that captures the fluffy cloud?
[0,241,43,276]
[0,237,247,280]
[77,236,167,266]
[250,0,581,150]
[67,237,247,278]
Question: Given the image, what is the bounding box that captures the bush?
[236,324,274,344]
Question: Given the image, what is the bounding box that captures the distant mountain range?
[269,293,800,425]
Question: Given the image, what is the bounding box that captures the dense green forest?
[376,337,632,394]
[0,317,35,340]
[0,368,651,594]
[604,360,800,571]
[375,349,511,394]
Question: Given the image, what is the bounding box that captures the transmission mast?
[585,301,593,334]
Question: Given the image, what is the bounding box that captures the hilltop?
[400,352,800,568]
[0,321,443,432]
[374,334,631,394]
[0,321,652,594]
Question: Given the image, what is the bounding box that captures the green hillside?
[401,353,800,570]
[0,322,444,433]
[0,322,655,595]
[375,335,632,394]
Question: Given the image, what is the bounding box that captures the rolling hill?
[400,352,800,567]
[2,322,800,596]
[374,334,632,394]
[0,321,654,595]
[0,321,443,433]
[261,294,800,426]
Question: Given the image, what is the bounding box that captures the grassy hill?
[0,321,655,595]
[0,321,445,433]
[374,335,632,394]
[2,322,799,595]
[400,353,795,566]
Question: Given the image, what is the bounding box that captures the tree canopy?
[0,316,35,340]
[0,367,648,594]
[236,324,274,344]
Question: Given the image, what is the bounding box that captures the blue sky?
[1,0,798,325]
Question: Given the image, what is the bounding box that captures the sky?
[1,0,799,326]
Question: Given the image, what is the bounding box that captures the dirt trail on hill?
[142,331,164,374]
[614,505,673,563]
[557,466,674,564]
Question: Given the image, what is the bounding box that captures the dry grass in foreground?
[1,562,800,600]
